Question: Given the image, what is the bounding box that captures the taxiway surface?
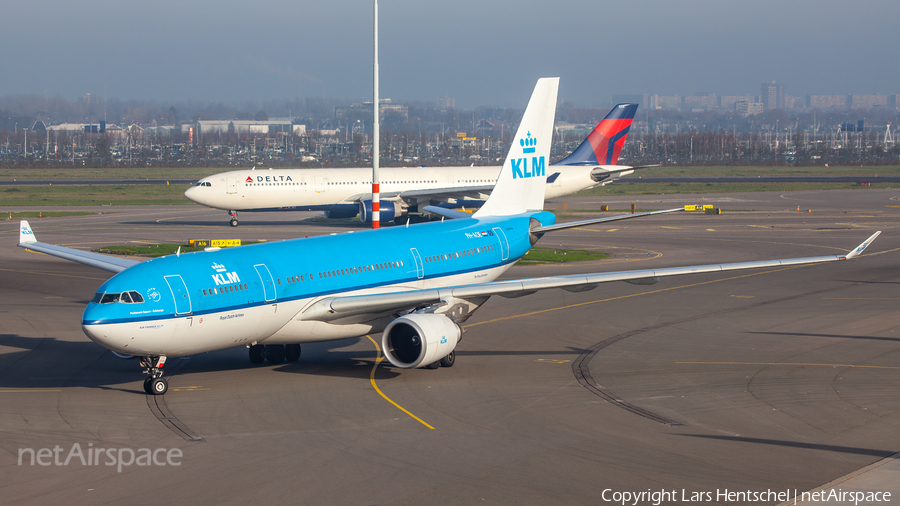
[1,189,898,505]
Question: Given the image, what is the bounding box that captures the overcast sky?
[2,0,897,109]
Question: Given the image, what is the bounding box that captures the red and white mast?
[371,0,381,228]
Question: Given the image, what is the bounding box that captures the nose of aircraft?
[184,185,202,204]
[82,305,132,354]
[82,322,130,355]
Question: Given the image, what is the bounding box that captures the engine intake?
[382,313,461,368]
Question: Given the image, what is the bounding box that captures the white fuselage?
[184,165,614,212]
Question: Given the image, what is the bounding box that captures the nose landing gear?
[229,210,239,227]
[141,356,168,395]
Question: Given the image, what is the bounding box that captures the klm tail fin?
[474,77,559,218]
[555,103,638,166]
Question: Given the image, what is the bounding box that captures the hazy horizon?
[3,0,898,109]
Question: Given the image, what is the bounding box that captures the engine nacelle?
[358,200,400,223]
[322,204,359,219]
[382,313,461,368]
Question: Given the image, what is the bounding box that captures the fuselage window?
[277,278,281,285]
[203,289,208,296]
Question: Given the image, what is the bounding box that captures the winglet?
[19,220,36,244]
[843,231,881,259]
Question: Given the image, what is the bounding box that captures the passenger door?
[492,227,509,261]
[254,264,277,302]
[410,248,424,279]
[164,275,192,315]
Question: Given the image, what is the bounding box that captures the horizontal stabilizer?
[422,206,474,220]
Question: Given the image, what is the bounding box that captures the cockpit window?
[192,181,211,187]
[99,293,120,304]
[93,291,145,304]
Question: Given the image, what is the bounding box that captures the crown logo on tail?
[520,132,537,154]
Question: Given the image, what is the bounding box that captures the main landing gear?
[248,344,302,365]
[424,350,456,369]
[229,210,239,227]
[141,356,168,395]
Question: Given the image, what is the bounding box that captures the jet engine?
[358,200,402,223]
[381,313,461,368]
[322,205,359,219]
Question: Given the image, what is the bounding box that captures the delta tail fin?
[474,77,559,218]
[555,103,638,166]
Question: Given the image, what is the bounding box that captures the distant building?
[436,96,455,109]
[735,101,763,117]
[611,94,650,110]
[650,94,683,110]
[683,94,718,111]
[474,119,507,137]
[761,82,785,110]
[721,95,756,110]
[334,99,408,123]
[47,123,105,133]
[807,94,848,109]
[195,120,297,135]
[850,94,889,109]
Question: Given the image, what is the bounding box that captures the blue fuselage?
[81,211,555,356]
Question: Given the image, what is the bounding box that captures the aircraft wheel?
[439,351,455,368]
[149,377,168,395]
[285,344,301,362]
[143,377,154,394]
[230,218,239,227]
[266,345,285,364]
[425,361,440,369]
[248,344,265,364]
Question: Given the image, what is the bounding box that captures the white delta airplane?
[184,103,651,226]
[18,78,880,395]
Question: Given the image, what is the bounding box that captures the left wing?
[17,220,140,273]
[301,231,881,322]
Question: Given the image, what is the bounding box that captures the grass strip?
[516,246,609,265]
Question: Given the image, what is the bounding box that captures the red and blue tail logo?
[555,103,638,166]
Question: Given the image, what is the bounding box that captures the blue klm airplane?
[17,78,880,395]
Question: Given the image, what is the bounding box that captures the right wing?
[301,231,881,322]
[17,221,139,273]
